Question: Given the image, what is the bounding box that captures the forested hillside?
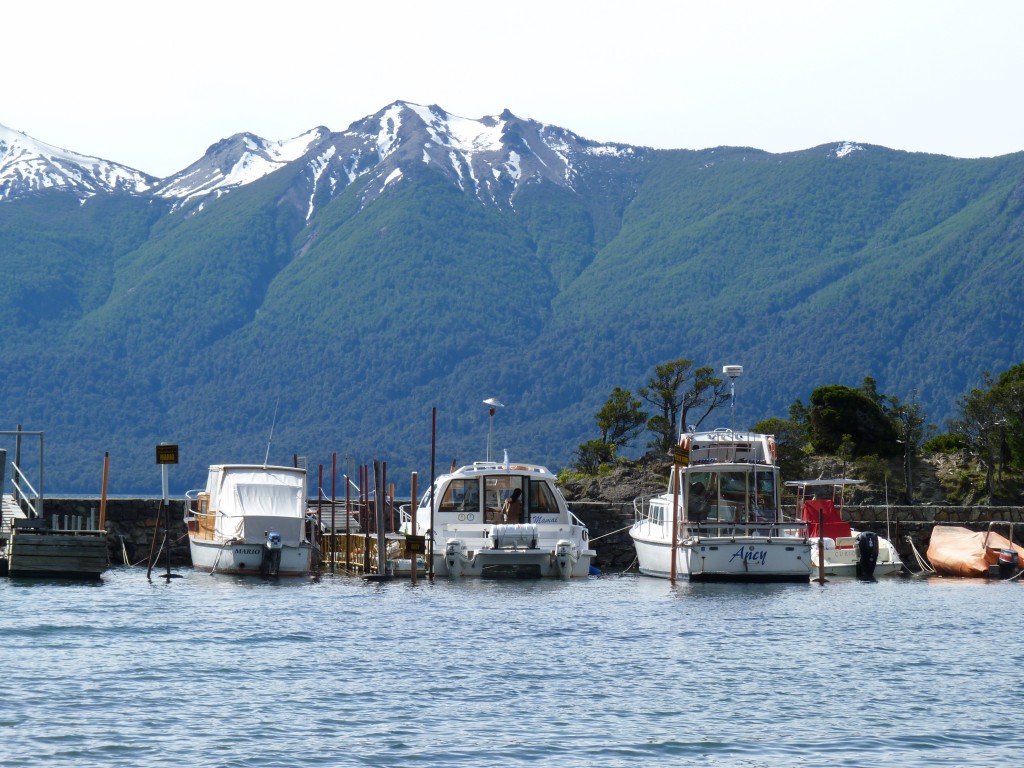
[1,115,1022,494]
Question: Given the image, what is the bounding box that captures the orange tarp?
[926,526,1024,577]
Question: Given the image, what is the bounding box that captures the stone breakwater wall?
[42,498,1024,572]
[567,502,639,571]
[567,502,1024,573]
[46,498,189,567]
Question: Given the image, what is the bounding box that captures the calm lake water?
[1,567,1022,767]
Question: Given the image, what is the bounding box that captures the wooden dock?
[1,495,109,579]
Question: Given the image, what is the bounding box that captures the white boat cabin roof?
[439,461,556,481]
[684,428,777,466]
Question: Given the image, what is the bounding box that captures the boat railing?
[568,508,588,529]
[183,489,202,517]
[982,520,1019,551]
[688,520,809,539]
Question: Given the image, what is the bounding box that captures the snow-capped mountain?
[154,127,331,208]
[0,123,154,202]
[321,102,643,212]
[0,103,644,217]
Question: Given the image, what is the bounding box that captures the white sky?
[6,0,1022,178]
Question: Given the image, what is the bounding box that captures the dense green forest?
[1,138,1023,495]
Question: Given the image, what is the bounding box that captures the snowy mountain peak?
[0,105,642,216]
[154,126,330,205]
[0,123,153,202]
[329,100,641,210]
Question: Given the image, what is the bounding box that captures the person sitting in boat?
[687,481,711,522]
[501,488,523,524]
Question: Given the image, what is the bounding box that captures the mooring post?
[344,473,351,572]
[410,471,418,585]
[331,453,337,574]
[817,507,827,584]
[429,407,436,581]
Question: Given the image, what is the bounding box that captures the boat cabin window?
[751,471,778,522]
[686,471,714,521]
[483,476,525,524]
[528,480,559,521]
[439,479,480,513]
[687,468,779,524]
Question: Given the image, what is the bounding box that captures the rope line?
[904,535,934,574]
[589,522,634,542]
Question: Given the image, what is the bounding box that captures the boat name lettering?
[729,546,767,566]
[531,514,559,524]
[235,548,263,556]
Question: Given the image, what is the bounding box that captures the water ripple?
[1,570,1022,767]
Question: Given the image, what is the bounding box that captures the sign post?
[669,443,689,584]
[156,443,181,581]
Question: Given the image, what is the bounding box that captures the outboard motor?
[998,548,1019,579]
[856,531,879,580]
[554,539,575,580]
[445,538,468,579]
[261,530,283,576]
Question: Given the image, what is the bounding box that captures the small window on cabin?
[440,479,480,512]
[529,480,558,518]
[752,472,778,521]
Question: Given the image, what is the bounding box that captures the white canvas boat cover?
[206,466,307,544]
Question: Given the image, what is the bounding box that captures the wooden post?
[376,460,387,576]
[389,482,395,533]
[317,463,324,569]
[429,407,436,581]
[98,452,109,531]
[145,501,162,579]
[817,507,826,584]
[410,472,418,585]
[344,473,351,572]
[362,464,370,574]
[670,462,680,583]
[331,453,337,574]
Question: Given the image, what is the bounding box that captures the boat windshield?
[684,467,778,523]
[439,479,480,512]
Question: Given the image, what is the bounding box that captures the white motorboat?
[631,428,812,583]
[400,459,595,579]
[786,478,904,578]
[185,464,318,576]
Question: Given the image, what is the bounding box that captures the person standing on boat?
[501,488,523,524]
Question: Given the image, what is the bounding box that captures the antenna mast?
[264,398,280,466]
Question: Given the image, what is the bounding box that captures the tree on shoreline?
[639,359,730,454]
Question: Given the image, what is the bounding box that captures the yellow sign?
[156,444,179,464]
[405,534,426,554]
[672,446,689,466]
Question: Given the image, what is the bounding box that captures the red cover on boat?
[801,499,853,539]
